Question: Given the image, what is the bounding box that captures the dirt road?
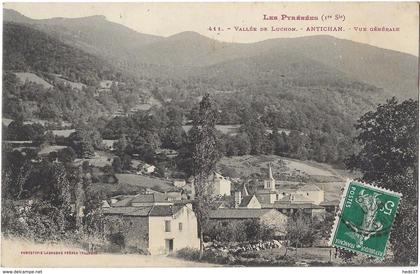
[1,238,218,267]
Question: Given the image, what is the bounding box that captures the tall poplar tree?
[189,94,220,259]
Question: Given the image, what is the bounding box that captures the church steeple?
[264,163,276,191]
[269,163,276,190]
[242,183,249,196]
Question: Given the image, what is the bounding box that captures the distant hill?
[3,8,36,24]
[135,33,417,99]
[2,22,149,122]
[3,22,118,85]
[4,9,417,99]
[3,9,163,69]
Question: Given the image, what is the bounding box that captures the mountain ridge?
[3,8,418,99]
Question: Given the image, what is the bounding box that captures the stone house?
[103,194,199,255]
[173,179,186,188]
[141,164,156,174]
[238,195,261,209]
[293,184,324,205]
[233,183,261,209]
[255,164,326,207]
[209,171,231,196]
[102,139,117,151]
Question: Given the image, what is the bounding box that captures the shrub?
[204,220,275,243]
[175,247,200,261]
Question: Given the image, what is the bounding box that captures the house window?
[165,220,171,232]
[179,222,183,231]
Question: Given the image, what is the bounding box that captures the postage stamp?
[330,180,402,259]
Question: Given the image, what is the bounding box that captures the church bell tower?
[264,163,276,191]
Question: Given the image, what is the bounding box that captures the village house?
[238,195,261,209]
[172,179,186,188]
[139,163,156,175]
[293,184,324,205]
[103,193,200,255]
[262,202,325,219]
[208,208,288,237]
[243,163,327,219]
[254,163,325,206]
[209,171,231,196]
[102,139,117,151]
[276,193,314,204]
[234,183,262,209]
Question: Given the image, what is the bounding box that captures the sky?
[3,2,419,56]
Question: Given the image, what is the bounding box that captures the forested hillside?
[5,9,417,99]
[2,11,417,166]
[3,23,147,123]
[4,22,119,85]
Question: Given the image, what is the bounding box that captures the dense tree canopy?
[346,97,418,265]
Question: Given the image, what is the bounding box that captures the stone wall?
[103,215,149,253]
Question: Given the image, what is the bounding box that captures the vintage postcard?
[1,2,418,268]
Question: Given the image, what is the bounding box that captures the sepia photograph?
[1,2,418,269]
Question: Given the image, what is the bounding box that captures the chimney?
[234,191,242,208]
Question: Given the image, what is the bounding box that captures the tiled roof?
[103,206,148,215]
[320,200,340,206]
[149,205,183,216]
[277,194,313,203]
[113,193,171,207]
[112,196,135,207]
[297,184,322,192]
[209,208,276,219]
[262,202,324,209]
[239,196,254,207]
[103,205,183,217]
[214,200,229,209]
[131,193,167,203]
[123,207,154,216]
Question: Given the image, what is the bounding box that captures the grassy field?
[15,72,53,89]
[52,129,76,137]
[217,155,351,180]
[115,173,175,192]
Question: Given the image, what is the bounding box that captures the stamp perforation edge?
[328,179,403,260]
